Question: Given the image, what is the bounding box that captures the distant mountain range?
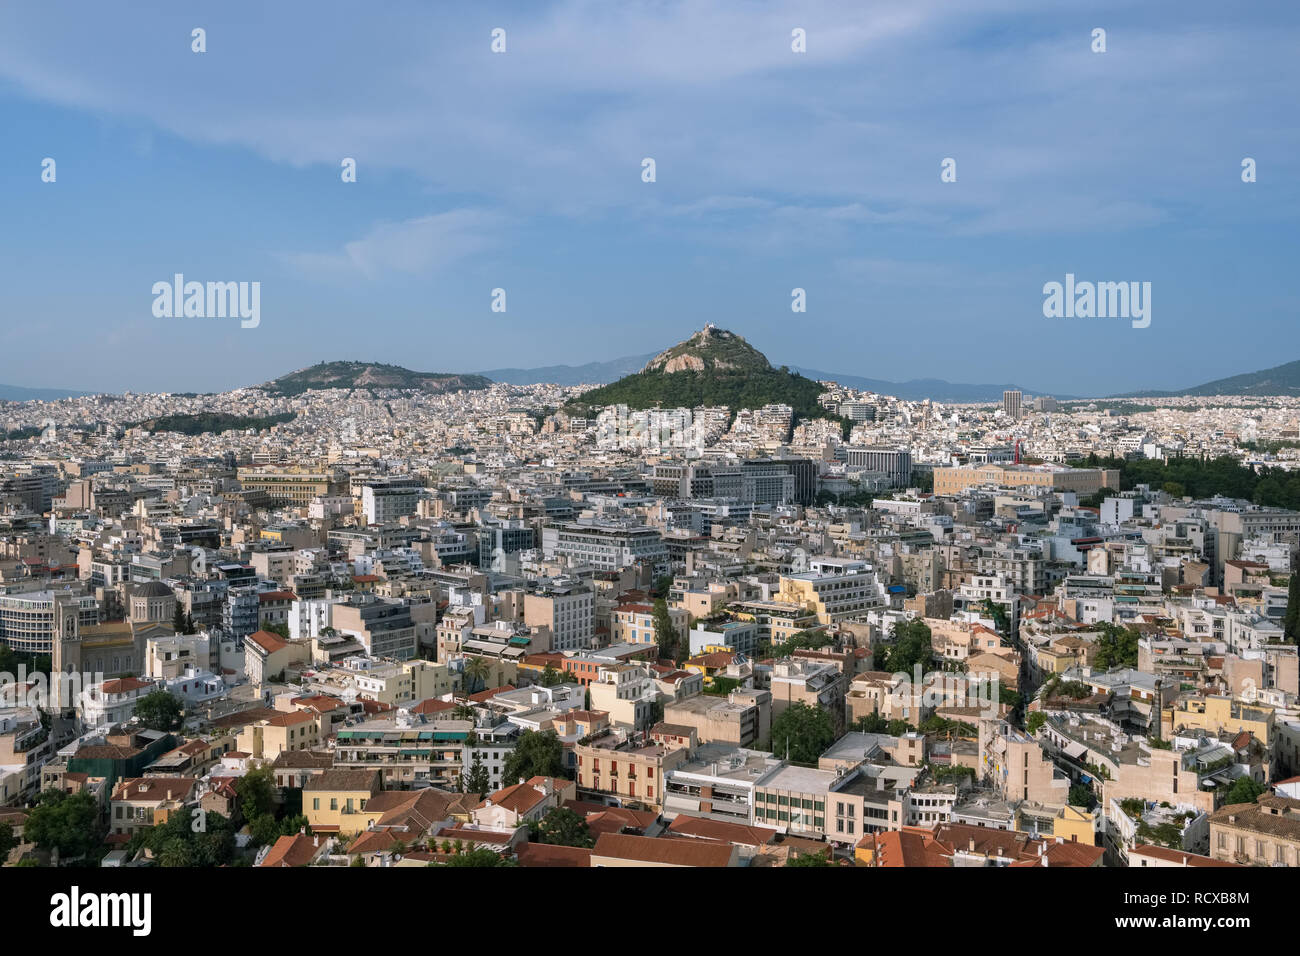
[477,354,656,386]
[476,351,1072,403]
[0,383,94,402]
[4,350,1298,405]
[788,369,1077,404]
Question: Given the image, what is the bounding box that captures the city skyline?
[1,0,1297,395]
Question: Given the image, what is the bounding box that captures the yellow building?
[1161,695,1274,746]
[237,710,322,761]
[1051,804,1098,845]
[303,769,382,836]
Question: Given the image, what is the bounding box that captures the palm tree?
[462,656,492,694]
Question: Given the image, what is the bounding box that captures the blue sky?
[1,0,1297,396]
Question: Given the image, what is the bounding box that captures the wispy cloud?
[281,209,506,279]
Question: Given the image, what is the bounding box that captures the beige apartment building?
[1208,794,1300,866]
[110,777,195,836]
[236,710,322,761]
[663,689,772,748]
[933,464,1119,497]
[236,468,346,505]
[980,719,1069,805]
[575,732,689,810]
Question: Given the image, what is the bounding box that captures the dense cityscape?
[0,324,1297,873]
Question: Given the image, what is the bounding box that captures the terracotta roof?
[591,832,734,867]
[411,698,455,715]
[111,777,195,804]
[259,833,325,867]
[100,677,153,694]
[467,684,514,703]
[667,815,778,847]
[1129,844,1241,867]
[858,828,954,867]
[304,769,380,794]
[515,843,592,867]
[246,630,288,654]
[585,807,660,837]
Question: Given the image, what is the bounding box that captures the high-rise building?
[1002,390,1023,420]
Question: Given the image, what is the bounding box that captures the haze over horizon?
[2,0,1297,395]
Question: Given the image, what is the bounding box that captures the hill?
[125,412,295,435]
[259,362,491,396]
[565,326,835,425]
[1116,358,1300,399]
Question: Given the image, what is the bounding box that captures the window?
[313,798,320,810]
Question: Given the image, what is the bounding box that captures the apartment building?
[523,583,594,652]
[777,557,885,625]
[663,689,772,749]
[1208,793,1300,867]
[575,730,690,810]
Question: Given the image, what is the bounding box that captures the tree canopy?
[133,689,184,732]
[24,790,104,861]
[769,702,836,765]
[501,729,568,783]
[531,807,594,848]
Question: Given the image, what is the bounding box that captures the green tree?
[463,656,492,694]
[533,807,594,848]
[1068,784,1093,808]
[1284,568,1300,644]
[128,810,237,867]
[786,848,833,867]
[452,703,478,721]
[980,599,1010,637]
[0,820,16,860]
[172,602,188,634]
[235,765,278,821]
[133,689,184,732]
[878,619,934,674]
[24,790,103,861]
[769,702,835,765]
[1025,711,1046,734]
[652,598,681,660]
[444,848,514,867]
[852,712,889,733]
[1221,777,1266,806]
[1093,623,1141,670]
[248,813,282,848]
[463,757,490,797]
[501,730,568,783]
[539,663,563,688]
[264,622,291,640]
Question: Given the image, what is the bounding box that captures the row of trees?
[1077,452,1300,511]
